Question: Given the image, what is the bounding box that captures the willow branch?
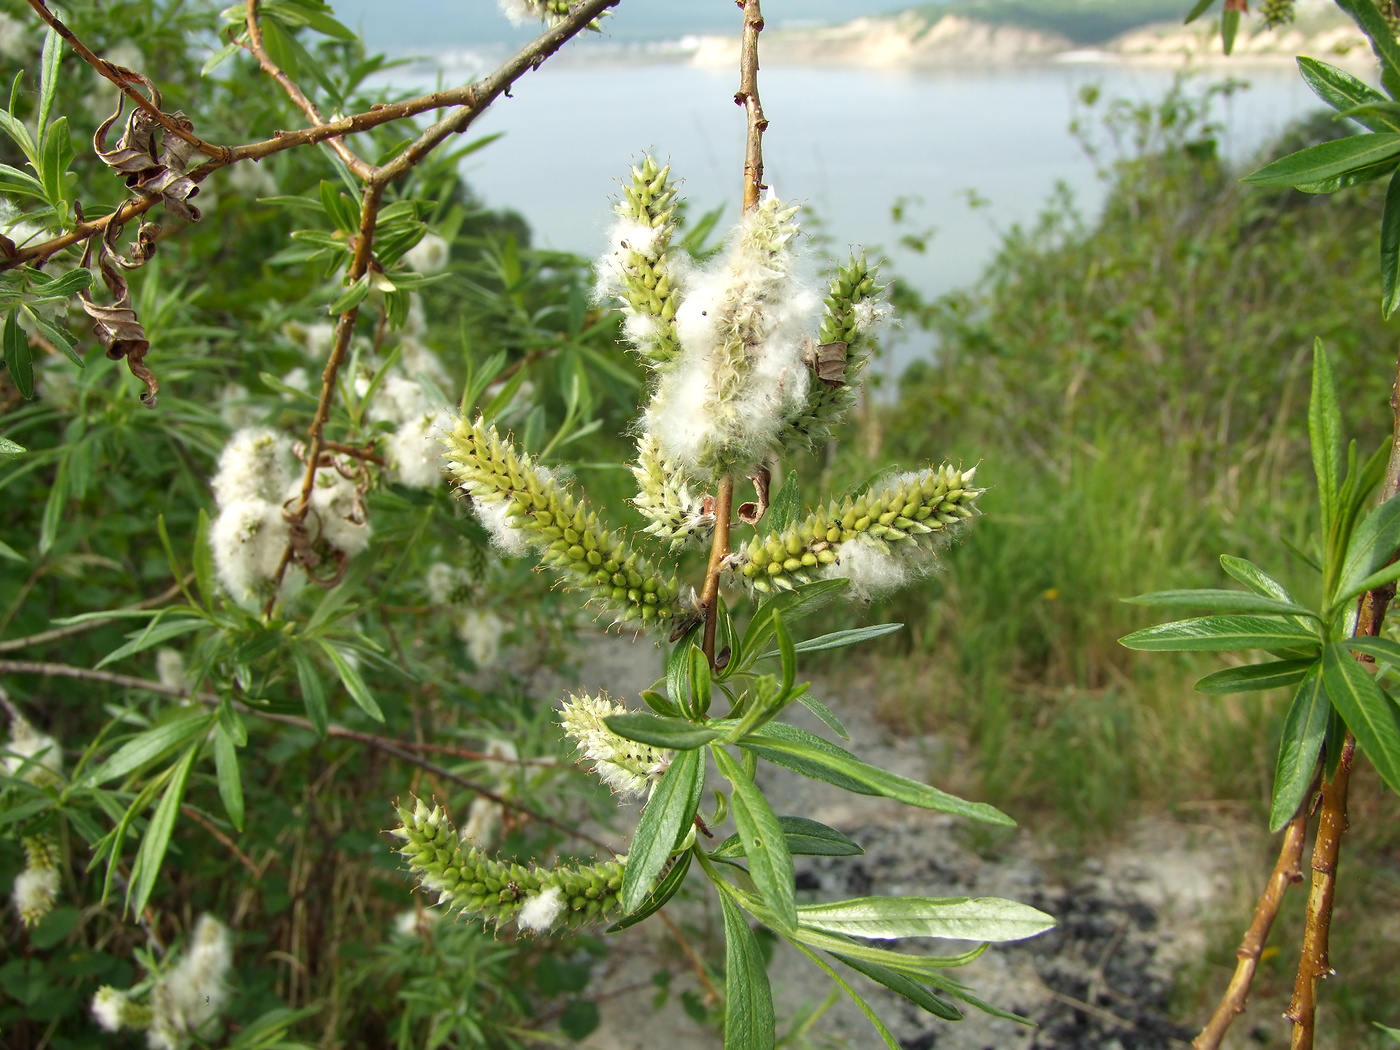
[22,0,228,160]
[0,576,190,654]
[736,0,767,211]
[239,0,372,179]
[0,658,612,851]
[701,477,734,666]
[1193,783,1313,1050]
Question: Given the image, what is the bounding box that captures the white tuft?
[210,498,290,601]
[457,608,505,667]
[296,470,371,558]
[517,885,566,933]
[90,987,127,1032]
[459,794,503,848]
[425,562,471,605]
[559,693,673,801]
[149,915,232,1046]
[822,534,919,601]
[211,428,294,507]
[473,499,530,556]
[155,649,190,694]
[393,908,439,938]
[4,718,62,780]
[12,866,59,923]
[369,374,431,426]
[399,338,452,389]
[404,233,449,274]
[388,410,452,489]
[852,297,893,337]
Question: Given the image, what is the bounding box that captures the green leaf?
[758,622,905,662]
[0,537,23,562]
[768,470,801,534]
[1335,0,1400,85]
[1219,555,1296,602]
[319,641,384,721]
[605,713,721,751]
[789,941,900,1050]
[713,746,797,932]
[1119,615,1318,653]
[127,743,198,915]
[305,555,375,631]
[740,724,1014,826]
[797,693,849,740]
[621,748,703,912]
[22,307,81,366]
[1299,56,1390,124]
[327,274,371,315]
[1221,6,1240,54]
[1346,637,1400,665]
[292,648,329,737]
[606,851,692,932]
[640,689,682,719]
[1243,134,1400,189]
[829,953,961,1021]
[1195,659,1315,695]
[3,310,33,400]
[1270,664,1328,832]
[214,720,245,831]
[741,580,850,667]
[84,714,213,786]
[798,896,1054,943]
[1373,1022,1400,1043]
[194,510,216,611]
[201,39,241,76]
[1184,0,1216,22]
[1335,495,1400,607]
[1321,642,1400,794]
[667,632,700,713]
[719,891,776,1050]
[1332,559,1400,610]
[688,642,713,717]
[1123,589,1317,619]
[37,28,60,136]
[773,613,796,700]
[1310,340,1343,545]
[96,618,207,670]
[0,436,24,457]
[712,815,863,860]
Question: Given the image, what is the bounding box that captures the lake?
[387,57,1325,366]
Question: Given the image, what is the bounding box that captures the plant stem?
[1193,785,1312,1050]
[0,576,190,654]
[737,0,767,210]
[701,475,735,665]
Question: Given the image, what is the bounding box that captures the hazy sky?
[331,0,918,52]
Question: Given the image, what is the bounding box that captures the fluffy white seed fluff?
[458,608,505,667]
[155,649,190,694]
[822,533,925,601]
[459,794,503,848]
[470,465,553,556]
[4,718,62,780]
[852,297,893,338]
[425,562,471,605]
[12,866,58,925]
[211,428,294,507]
[404,232,449,274]
[647,195,814,477]
[90,986,127,1032]
[388,410,452,489]
[393,908,439,938]
[497,0,549,26]
[369,374,431,426]
[283,321,336,359]
[148,915,232,1049]
[594,217,666,302]
[517,885,566,933]
[210,498,290,600]
[399,338,452,389]
[296,470,371,558]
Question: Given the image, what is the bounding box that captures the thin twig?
[180,804,264,877]
[3,0,620,273]
[0,658,613,851]
[736,0,768,211]
[1193,784,1312,1050]
[701,476,734,666]
[0,576,190,654]
[22,0,228,160]
[239,0,373,179]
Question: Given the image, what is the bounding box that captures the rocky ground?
[532,633,1259,1050]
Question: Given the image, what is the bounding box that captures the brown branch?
[0,576,190,654]
[22,0,228,160]
[1193,785,1312,1050]
[736,0,767,211]
[700,476,734,667]
[3,0,620,274]
[239,0,373,180]
[181,804,263,877]
[0,658,614,852]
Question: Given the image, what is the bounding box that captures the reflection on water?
[388,61,1323,364]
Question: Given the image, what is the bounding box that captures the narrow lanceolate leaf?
[3,311,32,400]
[606,851,692,932]
[712,816,863,861]
[1335,0,1400,84]
[1346,637,1400,666]
[1122,589,1317,619]
[797,897,1055,943]
[1119,616,1318,653]
[84,714,214,786]
[1195,659,1315,695]
[621,747,703,913]
[213,720,245,831]
[1335,495,1400,606]
[1270,664,1329,832]
[829,953,961,1021]
[1220,554,1296,602]
[605,713,721,751]
[1298,57,1389,126]
[128,743,198,915]
[319,642,384,722]
[757,623,904,662]
[1242,133,1400,189]
[292,648,329,738]
[740,725,1014,827]
[714,746,797,933]
[790,941,901,1050]
[1321,643,1400,794]
[719,891,776,1050]
[1310,340,1342,540]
